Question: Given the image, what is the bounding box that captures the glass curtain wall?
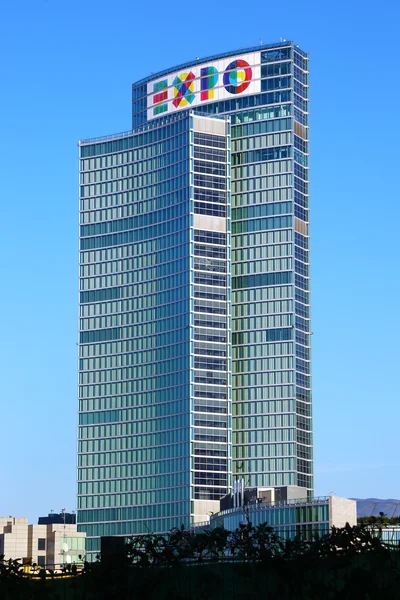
[132,42,312,495]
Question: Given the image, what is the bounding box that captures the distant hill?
[352,498,400,518]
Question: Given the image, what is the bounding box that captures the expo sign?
[147,52,261,120]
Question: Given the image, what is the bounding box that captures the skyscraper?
[78,41,311,557]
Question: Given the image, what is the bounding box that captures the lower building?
[0,516,86,569]
[207,488,357,539]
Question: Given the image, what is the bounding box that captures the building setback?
[78,41,311,558]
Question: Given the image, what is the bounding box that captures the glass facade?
[78,40,311,556]
[209,498,329,540]
[78,113,232,556]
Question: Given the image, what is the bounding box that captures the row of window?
[194,329,227,344]
[232,384,295,402]
[77,501,190,525]
[194,243,226,259]
[234,441,295,459]
[79,424,190,449]
[195,395,227,409]
[79,458,190,481]
[294,93,308,113]
[232,282,292,304]
[195,287,227,302]
[194,458,227,471]
[80,191,189,224]
[80,215,189,251]
[232,155,291,174]
[80,260,189,291]
[194,229,226,245]
[193,90,292,120]
[80,516,191,541]
[232,242,291,263]
[80,300,189,331]
[231,116,292,140]
[261,76,291,92]
[194,313,227,329]
[194,299,227,314]
[80,167,189,198]
[194,159,226,177]
[78,433,190,454]
[79,401,191,426]
[231,186,292,206]
[80,149,187,182]
[80,122,188,159]
[294,175,309,195]
[194,173,226,190]
[78,444,190,467]
[232,130,291,153]
[261,61,291,77]
[294,106,307,126]
[233,427,295,444]
[194,357,227,371]
[193,146,225,162]
[79,333,190,359]
[232,257,292,276]
[233,299,292,317]
[80,231,189,265]
[80,200,188,239]
[80,312,189,343]
[79,413,190,441]
[233,341,293,360]
[194,488,227,500]
[80,244,189,277]
[80,289,191,321]
[194,416,228,429]
[193,132,226,149]
[194,442,228,457]
[80,367,191,390]
[80,273,192,305]
[194,473,227,485]
[194,370,227,386]
[234,397,295,415]
[232,200,292,222]
[233,327,292,346]
[194,201,226,217]
[194,430,227,443]
[233,371,294,387]
[79,374,192,400]
[233,313,292,332]
[80,184,187,213]
[295,273,310,291]
[232,174,292,194]
[194,399,228,414]
[230,103,291,125]
[80,279,191,309]
[233,356,294,373]
[294,134,308,154]
[232,269,292,290]
[194,272,226,287]
[194,384,227,400]
[194,187,226,204]
[194,256,226,274]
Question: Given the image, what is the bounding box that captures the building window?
[38,538,46,551]
[37,555,46,567]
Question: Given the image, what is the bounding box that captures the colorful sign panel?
[147,52,261,120]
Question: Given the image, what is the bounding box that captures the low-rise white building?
[0,516,85,568]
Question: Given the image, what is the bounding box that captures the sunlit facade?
[78,41,311,557]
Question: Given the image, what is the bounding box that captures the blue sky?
[1,0,399,522]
